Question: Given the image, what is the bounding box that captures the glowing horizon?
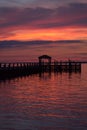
[0,27,87,41]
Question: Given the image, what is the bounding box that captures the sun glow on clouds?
[1,28,87,41]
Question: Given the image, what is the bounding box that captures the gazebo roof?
[38,55,51,59]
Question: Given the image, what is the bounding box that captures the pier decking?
[0,55,82,79]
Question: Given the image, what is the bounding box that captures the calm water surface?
[0,65,87,130]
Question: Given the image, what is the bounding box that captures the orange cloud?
[0,27,87,41]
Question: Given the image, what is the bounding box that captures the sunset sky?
[0,0,87,61]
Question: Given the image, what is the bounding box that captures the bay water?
[0,64,87,130]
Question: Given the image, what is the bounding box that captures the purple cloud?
[0,3,87,35]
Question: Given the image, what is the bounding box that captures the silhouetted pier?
[0,55,82,79]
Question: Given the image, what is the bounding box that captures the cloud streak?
[0,40,86,49]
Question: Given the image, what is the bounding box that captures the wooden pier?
[0,55,82,80]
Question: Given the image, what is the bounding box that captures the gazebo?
[38,55,52,65]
